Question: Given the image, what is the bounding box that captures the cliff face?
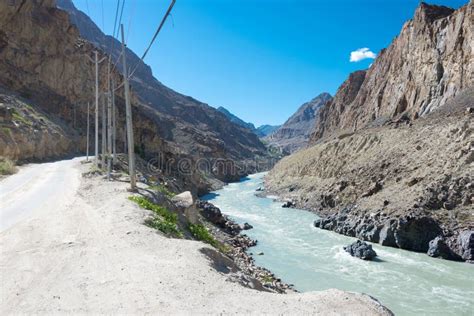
[311,2,473,142]
[0,0,270,193]
[265,93,332,153]
[266,2,473,261]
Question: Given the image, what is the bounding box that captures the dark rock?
[282,200,295,208]
[427,236,461,260]
[344,240,377,260]
[256,187,264,192]
[379,220,398,247]
[383,200,390,206]
[321,194,336,208]
[361,181,383,197]
[394,214,442,252]
[242,222,253,230]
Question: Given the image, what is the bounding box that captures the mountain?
[311,2,473,142]
[216,107,256,131]
[256,125,280,137]
[266,2,473,262]
[217,107,280,138]
[264,93,332,153]
[0,0,270,195]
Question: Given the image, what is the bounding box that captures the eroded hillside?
[266,2,473,261]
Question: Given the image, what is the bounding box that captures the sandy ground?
[0,158,391,315]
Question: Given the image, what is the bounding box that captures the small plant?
[11,109,32,126]
[129,196,182,237]
[188,224,219,248]
[0,157,17,175]
[149,184,176,198]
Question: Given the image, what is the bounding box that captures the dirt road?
[0,158,391,314]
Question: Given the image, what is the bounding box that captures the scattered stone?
[383,200,390,206]
[257,252,264,255]
[344,240,377,260]
[407,177,421,187]
[466,107,473,115]
[282,200,295,208]
[241,222,253,230]
[255,187,264,192]
[361,181,383,197]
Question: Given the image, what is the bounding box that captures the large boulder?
[196,200,226,226]
[427,236,461,260]
[394,214,442,252]
[171,191,193,208]
[344,240,377,260]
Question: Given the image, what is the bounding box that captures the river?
[203,173,474,315]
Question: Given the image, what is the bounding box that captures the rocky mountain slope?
[0,0,270,194]
[264,93,332,153]
[217,107,279,137]
[216,106,256,131]
[266,2,473,262]
[256,124,280,137]
[311,2,473,142]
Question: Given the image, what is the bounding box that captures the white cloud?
[350,48,376,62]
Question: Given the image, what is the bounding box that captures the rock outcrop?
[265,93,332,153]
[311,2,473,142]
[344,240,377,260]
[0,0,270,194]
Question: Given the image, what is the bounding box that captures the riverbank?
[205,173,474,315]
[0,158,393,314]
[264,103,473,262]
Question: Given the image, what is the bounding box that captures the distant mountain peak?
[264,92,332,153]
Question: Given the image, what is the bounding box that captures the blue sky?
[73,0,467,126]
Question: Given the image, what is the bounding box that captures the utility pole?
[107,90,113,180]
[101,93,107,169]
[86,51,106,168]
[112,78,117,165]
[94,52,101,168]
[86,102,90,162]
[121,24,136,190]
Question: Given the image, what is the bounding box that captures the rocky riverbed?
[196,200,295,293]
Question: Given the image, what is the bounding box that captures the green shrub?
[129,196,182,237]
[0,157,17,175]
[188,224,219,247]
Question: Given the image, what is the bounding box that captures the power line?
[128,0,176,79]
[101,0,105,32]
[126,0,137,43]
[116,0,126,38]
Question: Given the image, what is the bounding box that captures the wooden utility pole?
[111,78,117,165]
[101,93,107,169]
[86,51,106,167]
[86,102,90,162]
[120,24,136,190]
[107,90,113,180]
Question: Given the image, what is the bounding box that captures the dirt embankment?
[265,98,473,262]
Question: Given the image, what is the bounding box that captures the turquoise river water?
[203,173,474,315]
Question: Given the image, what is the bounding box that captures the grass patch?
[188,223,219,247]
[149,184,176,198]
[129,196,182,237]
[11,109,32,126]
[0,157,17,175]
